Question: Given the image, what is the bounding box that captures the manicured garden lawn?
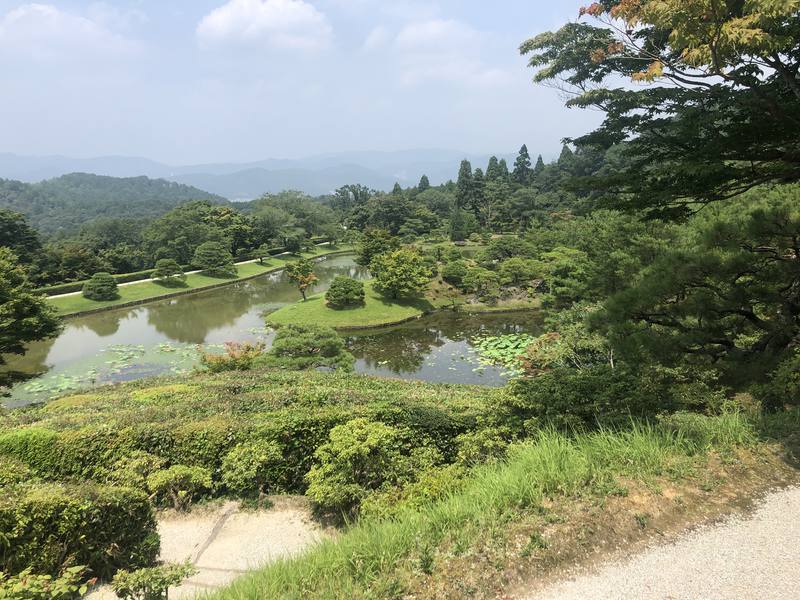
[266,281,434,329]
[49,246,352,316]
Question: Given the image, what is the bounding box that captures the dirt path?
[87,496,328,599]
[526,486,800,600]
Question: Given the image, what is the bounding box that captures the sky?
[0,0,602,164]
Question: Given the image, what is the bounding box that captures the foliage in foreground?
[111,562,196,600]
[206,411,760,600]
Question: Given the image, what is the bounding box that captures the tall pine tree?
[455,159,474,209]
[417,174,430,192]
[533,155,545,177]
[498,159,510,180]
[471,167,486,219]
[512,144,532,185]
[486,156,502,181]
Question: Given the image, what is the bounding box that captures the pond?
[3,255,541,407]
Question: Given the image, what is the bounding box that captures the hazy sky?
[0,0,601,164]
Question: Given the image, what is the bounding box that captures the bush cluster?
[81,272,118,301]
[325,276,365,308]
[0,483,158,581]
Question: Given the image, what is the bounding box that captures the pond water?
[3,255,540,407]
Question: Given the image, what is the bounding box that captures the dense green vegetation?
[2,1,800,598]
[0,174,224,236]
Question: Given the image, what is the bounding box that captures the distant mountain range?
[0,150,519,200]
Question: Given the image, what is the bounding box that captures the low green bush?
[151,259,185,287]
[0,483,158,580]
[325,277,365,308]
[259,325,355,372]
[0,456,34,488]
[81,273,118,301]
[221,441,283,497]
[111,562,196,600]
[106,451,166,490]
[146,465,212,511]
[506,366,671,430]
[455,426,513,466]
[441,260,468,288]
[0,566,89,600]
[753,350,800,411]
[463,267,501,302]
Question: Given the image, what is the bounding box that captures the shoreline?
[56,249,355,320]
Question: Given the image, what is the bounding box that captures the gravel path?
[528,486,800,600]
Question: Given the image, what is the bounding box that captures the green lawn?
[49,246,353,316]
[266,280,434,329]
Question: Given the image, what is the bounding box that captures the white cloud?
[87,2,148,31]
[0,3,139,61]
[197,0,333,52]
[392,19,511,87]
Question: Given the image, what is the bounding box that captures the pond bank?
[50,248,354,319]
[267,282,540,331]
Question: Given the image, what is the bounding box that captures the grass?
[47,245,353,316]
[205,413,762,600]
[266,281,435,329]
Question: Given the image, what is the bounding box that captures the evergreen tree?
[392,182,404,196]
[534,155,546,176]
[486,156,502,181]
[472,168,486,221]
[513,145,533,185]
[558,145,574,167]
[417,175,430,192]
[455,160,474,209]
[449,207,469,241]
[498,159,510,180]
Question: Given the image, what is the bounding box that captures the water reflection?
[4,256,540,405]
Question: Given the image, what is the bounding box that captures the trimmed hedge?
[0,483,159,580]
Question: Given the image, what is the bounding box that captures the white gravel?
[528,486,800,600]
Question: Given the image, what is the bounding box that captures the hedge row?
[0,483,159,580]
[0,400,474,494]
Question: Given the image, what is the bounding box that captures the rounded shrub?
[0,483,159,580]
[82,272,118,301]
[753,350,800,411]
[152,258,186,286]
[221,441,283,497]
[325,276,365,309]
[146,465,212,511]
[192,241,236,278]
[441,260,468,288]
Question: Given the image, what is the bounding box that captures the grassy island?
[266,281,434,329]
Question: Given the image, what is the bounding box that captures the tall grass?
[206,412,756,600]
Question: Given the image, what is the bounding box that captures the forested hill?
[0,173,225,236]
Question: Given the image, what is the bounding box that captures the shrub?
[753,350,800,411]
[506,366,670,430]
[151,259,185,287]
[463,267,501,302]
[443,247,463,262]
[455,427,513,466]
[498,257,538,286]
[199,342,265,373]
[0,483,158,580]
[111,562,196,600]
[81,273,118,301]
[305,418,407,515]
[0,457,34,488]
[146,465,212,511]
[370,249,431,299]
[325,277,365,309]
[260,325,354,372]
[221,441,283,498]
[0,566,89,600]
[106,452,166,491]
[192,242,235,278]
[441,260,468,288]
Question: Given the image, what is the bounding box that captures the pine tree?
[513,144,533,185]
[472,168,486,219]
[558,145,574,166]
[534,155,545,176]
[392,182,403,195]
[455,159,474,209]
[486,156,502,181]
[498,159,510,180]
[417,175,430,192]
